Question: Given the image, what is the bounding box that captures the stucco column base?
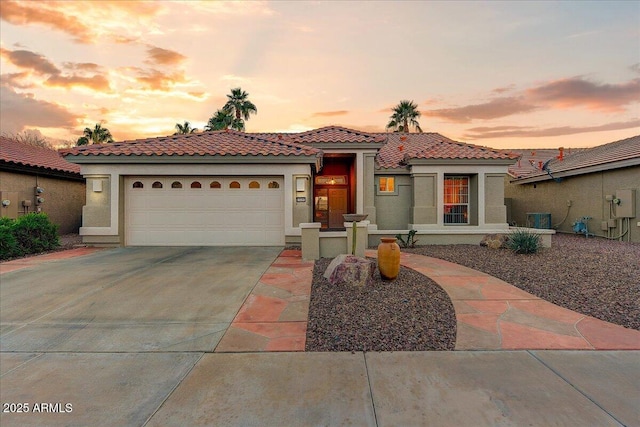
[300,223,321,260]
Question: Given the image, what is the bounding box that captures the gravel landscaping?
[407,233,640,331]
[305,258,457,352]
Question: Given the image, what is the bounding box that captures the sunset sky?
[0,0,638,149]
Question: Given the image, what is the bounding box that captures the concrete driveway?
[1,247,637,426]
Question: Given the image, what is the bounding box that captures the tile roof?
[512,135,640,182]
[290,126,386,145]
[62,130,321,158]
[376,133,519,168]
[505,148,585,178]
[0,136,81,175]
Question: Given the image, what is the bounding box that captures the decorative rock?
[480,234,509,249]
[323,254,375,287]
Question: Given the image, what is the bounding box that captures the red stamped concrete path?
[215,250,314,352]
[0,247,102,274]
[366,250,640,351]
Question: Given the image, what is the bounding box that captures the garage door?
[125,176,284,246]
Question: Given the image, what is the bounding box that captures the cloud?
[0,47,59,75]
[0,0,94,43]
[424,97,538,123]
[145,46,186,66]
[0,72,34,89]
[1,47,111,92]
[0,86,82,133]
[463,119,640,139]
[46,74,111,91]
[133,68,187,90]
[312,110,349,117]
[0,0,164,44]
[631,63,640,74]
[491,84,516,94]
[527,77,640,112]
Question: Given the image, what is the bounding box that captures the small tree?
[174,121,198,135]
[386,100,423,133]
[223,87,257,131]
[77,122,114,146]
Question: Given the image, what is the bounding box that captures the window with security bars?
[444,176,469,224]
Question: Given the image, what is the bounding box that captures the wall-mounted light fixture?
[296,177,307,192]
[92,180,103,193]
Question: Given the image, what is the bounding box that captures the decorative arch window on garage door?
[229,181,241,189]
[171,181,183,189]
[210,181,221,189]
[190,181,202,189]
[152,181,163,189]
[268,181,280,189]
[132,181,144,189]
[249,181,260,189]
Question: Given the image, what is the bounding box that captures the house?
[505,135,640,243]
[61,126,519,249]
[0,136,85,234]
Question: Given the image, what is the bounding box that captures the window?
[444,176,469,224]
[152,181,163,189]
[249,181,260,189]
[210,181,221,189]
[190,181,202,189]
[268,181,280,189]
[229,181,241,189]
[171,181,183,189]
[378,177,395,193]
[132,181,144,188]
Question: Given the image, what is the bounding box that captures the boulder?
[480,234,509,249]
[324,254,375,287]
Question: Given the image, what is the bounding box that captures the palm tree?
[204,109,236,131]
[174,121,198,135]
[223,87,257,131]
[386,100,423,133]
[76,122,114,145]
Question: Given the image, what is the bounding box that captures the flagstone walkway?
[217,248,639,352]
[215,250,314,352]
[366,250,640,351]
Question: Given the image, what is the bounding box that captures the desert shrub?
[0,221,23,260]
[11,213,59,254]
[507,229,541,254]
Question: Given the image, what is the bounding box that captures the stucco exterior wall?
[374,174,413,229]
[0,170,85,234]
[412,173,437,224]
[505,165,640,242]
[485,174,507,224]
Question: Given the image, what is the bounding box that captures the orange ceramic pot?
[378,237,400,280]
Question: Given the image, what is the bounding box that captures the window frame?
[376,176,398,195]
[443,175,470,225]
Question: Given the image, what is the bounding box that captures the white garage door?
[125,176,284,246]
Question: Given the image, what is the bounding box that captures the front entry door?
[328,188,348,229]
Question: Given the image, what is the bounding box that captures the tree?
[223,87,257,131]
[386,100,423,133]
[174,121,198,135]
[1,130,52,148]
[76,123,114,145]
[204,109,236,131]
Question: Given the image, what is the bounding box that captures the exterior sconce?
[296,177,307,192]
[1,199,10,207]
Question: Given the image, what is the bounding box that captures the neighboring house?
[0,136,85,234]
[505,135,640,243]
[62,126,518,247]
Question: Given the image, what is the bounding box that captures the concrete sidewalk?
[1,350,637,426]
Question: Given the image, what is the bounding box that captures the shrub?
[0,221,23,260]
[507,229,541,254]
[11,213,59,254]
[396,229,419,248]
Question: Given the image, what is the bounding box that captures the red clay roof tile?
[1,136,81,175]
[62,130,321,158]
